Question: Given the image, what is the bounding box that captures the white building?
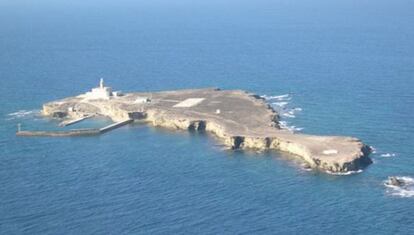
[134,96,150,104]
[84,79,113,100]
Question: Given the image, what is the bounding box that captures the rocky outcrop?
[386,176,406,187]
[131,111,372,173]
[41,88,372,174]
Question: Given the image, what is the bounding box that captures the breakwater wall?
[16,129,100,137]
[16,119,133,137]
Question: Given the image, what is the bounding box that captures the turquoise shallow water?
[1,0,414,234]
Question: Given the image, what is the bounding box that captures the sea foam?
[272,102,289,108]
[6,110,40,120]
[380,153,397,158]
[262,93,303,133]
[261,94,291,101]
[326,169,363,175]
[384,176,414,198]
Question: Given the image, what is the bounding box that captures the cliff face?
[42,88,372,173]
[139,112,372,172]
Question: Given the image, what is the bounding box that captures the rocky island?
[23,80,372,173]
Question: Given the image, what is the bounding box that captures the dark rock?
[386,176,405,187]
[52,112,67,118]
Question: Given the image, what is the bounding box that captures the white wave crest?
[282,113,296,118]
[261,94,291,101]
[262,93,303,133]
[6,110,40,120]
[384,176,414,198]
[380,153,396,158]
[279,121,303,132]
[282,109,301,118]
[326,169,363,175]
[272,102,289,108]
[279,121,288,127]
[301,164,313,171]
[272,94,290,100]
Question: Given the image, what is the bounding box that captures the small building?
[134,96,151,104]
[113,91,123,97]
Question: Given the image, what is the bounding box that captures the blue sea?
[1,0,414,234]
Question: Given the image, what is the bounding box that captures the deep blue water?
[1,0,414,234]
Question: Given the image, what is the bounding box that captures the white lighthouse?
[84,78,113,100]
[99,78,104,89]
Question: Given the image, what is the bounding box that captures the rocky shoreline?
[41,86,372,173]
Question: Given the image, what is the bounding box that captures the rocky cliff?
[42,88,372,173]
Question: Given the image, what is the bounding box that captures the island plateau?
[30,80,372,173]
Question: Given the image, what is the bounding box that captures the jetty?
[99,119,133,133]
[58,114,94,127]
[22,79,372,173]
[16,128,100,137]
[16,119,133,137]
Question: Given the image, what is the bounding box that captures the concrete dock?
[99,119,133,133]
[58,115,94,127]
[16,129,100,137]
[16,119,133,137]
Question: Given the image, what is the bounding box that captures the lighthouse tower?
[100,78,104,89]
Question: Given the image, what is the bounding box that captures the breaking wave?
[261,94,303,133]
[326,170,363,175]
[272,102,289,108]
[282,113,295,118]
[368,146,397,159]
[300,163,313,172]
[384,176,414,198]
[380,153,397,158]
[262,94,291,101]
[279,121,303,132]
[6,110,40,120]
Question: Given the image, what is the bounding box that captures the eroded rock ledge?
[42,87,372,173]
